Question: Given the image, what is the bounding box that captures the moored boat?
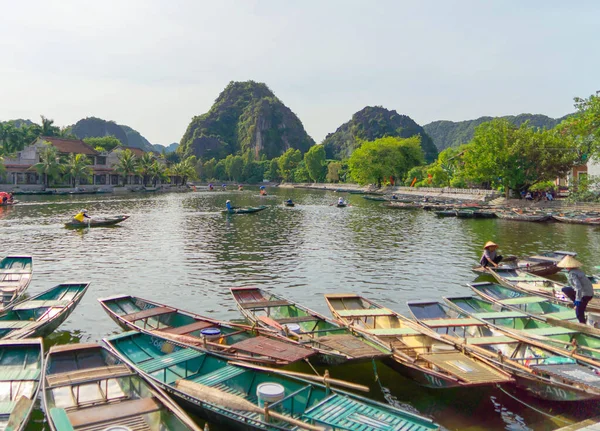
[361,195,388,202]
[230,287,390,365]
[495,210,551,222]
[552,214,600,225]
[43,343,200,431]
[64,214,130,228]
[382,202,422,210]
[104,330,441,431]
[98,294,316,366]
[472,257,561,277]
[222,205,268,215]
[324,293,513,389]
[0,255,32,309]
[0,282,89,339]
[0,338,43,431]
[408,300,600,401]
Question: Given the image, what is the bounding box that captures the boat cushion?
[138,348,203,374]
[191,364,246,387]
[499,297,548,305]
[335,309,393,317]
[49,408,75,431]
[367,327,420,336]
[422,318,483,327]
[0,368,40,382]
[12,300,71,310]
[472,311,528,320]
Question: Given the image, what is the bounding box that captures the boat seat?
[367,327,420,336]
[523,327,577,336]
[499,297,548,305]
[422,318,483,328]
[12,300,71,310]
[336,309,394,317]
[0,321,32,330]
[466,336,515,345]
[122,306,176,322]
[49,408,75,431]
[544,311,576,320]
[0,368,40,382]
[46,365,131,387]
[191,364,246,387]
[240,300,291,309]
[276,316,318,324]
[159,321,214,335]
[0,401,16,416]
[472,311,528,320]
[67,398,160,427]
[138,348,203,374]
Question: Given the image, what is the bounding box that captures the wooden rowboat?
[408,300,600,401]
[43,343,201,431]
[98,295,316,366]
[230,287,390,365]
[324,294,512,389]
[0,282,89,339]
[472,257,560,277]
[552,214,600,225]
[0,255,32,310]
[223,206,268,215]
[0,338,43,431]
[495,210,551,222]
[64,215,129,228]
[104,330,440,431]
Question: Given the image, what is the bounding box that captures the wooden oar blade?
[6,395,33,431]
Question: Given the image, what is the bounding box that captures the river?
[2,187,599,430]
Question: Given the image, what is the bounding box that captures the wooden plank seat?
[419,352,512,383]
[67,398,160,427]
[12,300,71,310]
[122,306,175,322]
[472,311,529,320]
[466,335,515,345]
[0,321,32,330]
[523,327,577,336]
[275,316,318,324]
[335,309,394,317]
[0,400,17,416]
[544,311,577,320]
[500,297,548,305]
[159,321,214,335]
[0,368,40,382]
[138,349,203,374]
[367,327,421,336]
[191,364,246,387]
[316,334,387,359]
[46,365,132,388]
[229,336,314,362]
[240,300,291,309]
[421,318,483,328]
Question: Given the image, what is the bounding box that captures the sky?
[1,0,598,146]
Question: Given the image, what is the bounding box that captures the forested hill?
[424,114,571,151]
[178,80,314,160]
[321,106,438,163]
[70,117,161,152]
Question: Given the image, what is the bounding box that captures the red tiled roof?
[38,136,98,155]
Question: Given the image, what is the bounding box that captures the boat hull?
[65,215,129,228]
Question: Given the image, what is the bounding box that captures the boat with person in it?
[324,293,513,389]
[472,255,561,277]
[43,343,201,431]
[0,338,43,431]
[408,300,600,401]
[104,330,441,431]
[64,214,129,228]
[222,205,268,215]
[0,282,89,339]
[230,287,391,365]
[0,255,33,310]
[98,294,316,366]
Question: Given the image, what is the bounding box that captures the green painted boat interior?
[0,257,32,271]
[0,342,41,428]
[45,345,193,431]
[473,283,570,315]
[106,331,438,431]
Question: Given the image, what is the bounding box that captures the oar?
[228,361,370,393]
[6,395,33,430]
[175,380,324,431]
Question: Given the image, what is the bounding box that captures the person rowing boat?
[480,241,503,268]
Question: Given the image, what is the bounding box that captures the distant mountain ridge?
[424,113,571,151]
[322,106,438,163]
[178,80,314,160]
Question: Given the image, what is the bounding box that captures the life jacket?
[74,212,85,222]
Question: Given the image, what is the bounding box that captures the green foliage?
[62,153,92,187]
[224,154,244,182]
[292,161,311,183]
[558,94,600,160]
[322,106,437,163]
[198,158,217,181]
[278,149,302,182]
[326,161,342,183]
[0,116,64,156]
[304,145,326,182]
[241,160,266,183]
[83,136,122,153]
[71,117,130,146]
[214,160,227,180]
[114,149,138,185]
[265,158,281,182]
[32,142,61,187]
[405,166,427,186]
[136,153,156,186]
[348,136,425,186]
[529,181,555,192]
[567,176,600,203]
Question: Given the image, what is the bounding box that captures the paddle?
[6,395,33,431]
[175,380,324,431]
[228,361,369,393]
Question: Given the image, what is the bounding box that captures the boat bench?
[66,397,160,427]
[240,300,291,309]
[138,348,203,374]
[523,327,577,336]
[472,311,528,320]
[160,321,214,335]
[336,309,393,317]
[422,318,482,328]
[499,297,547,305]
[0,400,16,416]
[0,368,40,382]
[276,316,318,324]
[13,300,71,310]
[466,336,515,345]
[544,311,576,320]
[122,306,176,322]
[46,365,132,388]
[368,327,420,336]
[191,364,246,387]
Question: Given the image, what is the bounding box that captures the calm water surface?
[2,188,599,431]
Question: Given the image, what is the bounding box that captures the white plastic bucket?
[257,383,285,424]
[284,323,301,334]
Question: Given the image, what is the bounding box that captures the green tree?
[292,160,311,182]
[83,136,122,152]
[348,136,424,186]
[137,153,155,186]
[558,94,600,159]
[265,158,281,181]
[0,155,6,181]
[200,158,217,181]
[149,161,169,187]
[179,156,198,185]
[62,153,92,187]
[32,142,61,187]
[114,149,138,185]
[241,160,265,183]
[326,161,342,183]
[214,160,227,180]
[278,149,302,182]
[304,145,326,182]
[40,116,60,137]
[224,154,244,182]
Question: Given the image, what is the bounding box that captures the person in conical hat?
[558,255,594,324]
[480,241,503,268]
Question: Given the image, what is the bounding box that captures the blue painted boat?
[0,256,32,310]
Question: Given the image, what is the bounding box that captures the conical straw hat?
[483,241,498,249]
[557,255,582,269]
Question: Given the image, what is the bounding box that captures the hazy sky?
[1,1,598,146]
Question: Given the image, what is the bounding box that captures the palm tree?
[32,142,61,187]
[137,153,155,186]
[180,157,198,186]
[114,149,138,185]
[0,155,6,182]
[40,116,60,137]
[149,161,169,187]
[63,153,92,187]
[169,163,183,186]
